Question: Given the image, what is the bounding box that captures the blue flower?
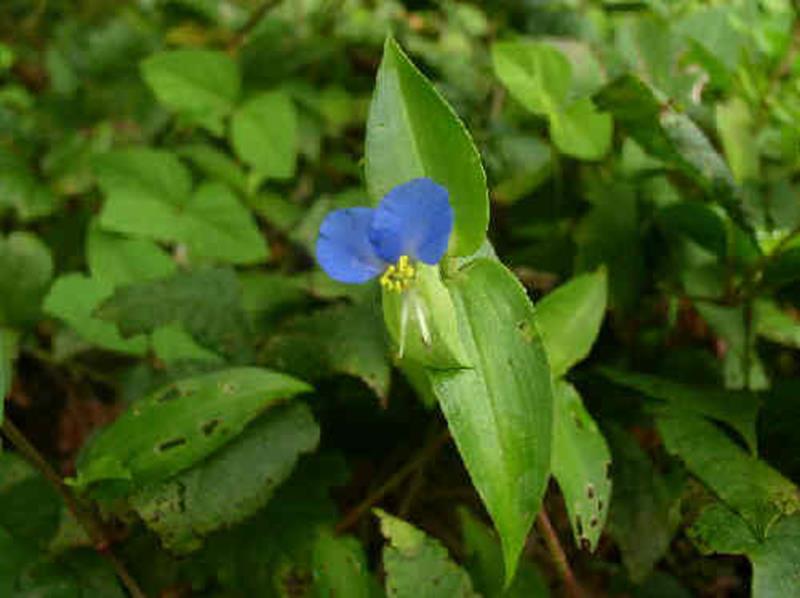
[316,178,454,292]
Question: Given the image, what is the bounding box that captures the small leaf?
[131,402,319,553]
[432,259,553,582]
[151,324,222,365]
[755,300,800,349]
[491,40,571,115]
[549,98,612,160]
[177,143,248,193]
[365,37,488,256]
[0,232,54,327]
[656,202,729,259]
[230,90,298,180]
[657,410,799,538]
[312,529,372,598]
[0,330,14,424]
[141,49,239,133]
[44,274,148,356]
[716,97,759,183]
[535,269,607,377]
[376,509,479,598]
[552,381,611,552]
[71,368,311,493]
[87,224,176,288]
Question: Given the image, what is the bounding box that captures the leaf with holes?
[70,368,311,495]
[365,37,488,256]
[131,402,318,553]
[552,381,611,552]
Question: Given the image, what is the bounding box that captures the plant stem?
[536,509,585,598]
[336,429,450,533]
[227,0,280,53]
[1,419,148,598]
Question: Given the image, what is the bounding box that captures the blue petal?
[368,178,453,264]
[316,207,386,283]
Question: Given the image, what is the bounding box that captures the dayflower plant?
[316,177,454,356]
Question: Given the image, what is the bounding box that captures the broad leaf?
[141,49,239,133]
[549,98,612,160]
[132,402,319,553]
[87,225,176,288]
[535,269,607,377]
[95,267,253,360]
[0,232,53,327]
[365,37,488,256]
[551,381,611,551]
[71,368,311,493]
[230,90,298,180]
[376,510,478,598]
[657,410,799,538]
[432,259,553,582]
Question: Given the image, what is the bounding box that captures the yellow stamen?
[380,255,416,293]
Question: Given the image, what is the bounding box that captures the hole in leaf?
[580,537,591,551]
[590,516,598,527]
[201,419,221,436]
[575,515,583,536]
[516,320,534,343]
[157,386,181,403]
[605,461,612,480]
[157,437,187,452]
[598,500,604,511]
[586,484,595,499]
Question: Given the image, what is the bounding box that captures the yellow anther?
[380,255,416,292]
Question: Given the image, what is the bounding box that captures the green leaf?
[657,202,728,259]
[691,504,800,598]
[0,232,54,327]
[491,41,571,115]
[230,90,298,180]
[656,410,799,538]
[535,269,607,377]
[365,37,488,256]
[141,49,239,133]
[312,529,373,598]
[755,299,800,349]
[432,259,553,582]
[0,149,58,221]
[598,368,761,452]
[96,148,192,241]
[459,509,550,598]
[549,98,612,160]
[71,368,311,493]
[606,426,684,583]
[95,267,253,360]
[151,323,223,365]
[44,274,148,356]
[376,509,478,598]
[261,302,391,402]
[178,182,269,265]
[132,402,319,553]
[87,225,176,288]
[552,381,611,552]
[177,143,248,193]
[0,330,14,424]
[716,97,759,183]
[382,264,469,369]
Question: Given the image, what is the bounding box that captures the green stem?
[1,419,148,598]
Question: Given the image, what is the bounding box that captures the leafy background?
[1,0,799,596]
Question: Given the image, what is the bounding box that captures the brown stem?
[336,429,450,533]
[536,509,585,598]
[226,0,280,53]
[1,419,148,598]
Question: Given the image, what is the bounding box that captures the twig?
[1,419,147,598]
[536,509,585,598]
[335,429,450,533]
[226,0,280,53]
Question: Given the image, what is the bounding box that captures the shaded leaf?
[491,41,571,114]
[87,225,176,288]
[0,232,54,327]
[549,98,612,160]
[312,529,373,598]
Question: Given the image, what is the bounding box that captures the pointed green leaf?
[376,509,478,598]
[365,37,488,256]
[535,269,607,377]
[432,259,553,582]
[491,41,571,114]
[552,381,611,552]
[549,98,612,160]
[87,225,176,288]
[71,368,311,493]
